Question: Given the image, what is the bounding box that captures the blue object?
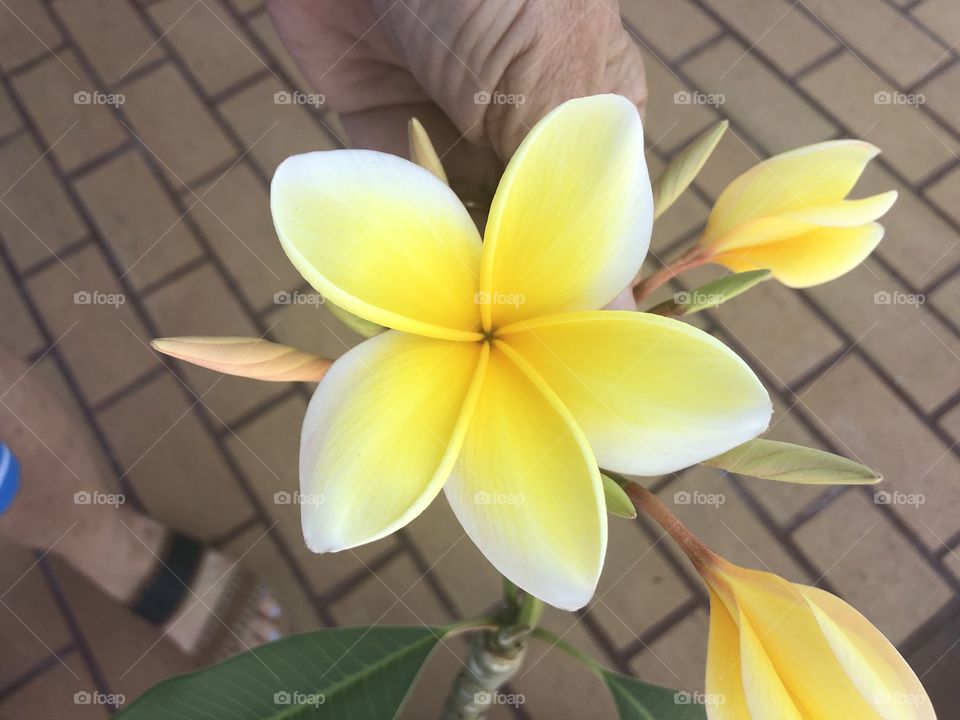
[0,443,20,515]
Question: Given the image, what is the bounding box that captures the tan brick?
[925,164,960,228]
[683,38,837,153]
[0,653,108,720]
[11,51,127,171]
[621,0,718,62]
[939,401,960,441]
[149,0,266,96]
[25,245,158,405]
[627,609,709,693]
[701,0,837,74]
[247,12,313,93]
[590,512,694,649]
[799,355,960,549]
[912,0,960,47]
[228,0,263,13]
[0,260,44,356]
[406,498,502,618]
[0,0,61,72]
[218,76,338,178]
[265,299,365,360]
[802,0,946,87]
[53,0,161,85]
[799,54,957,183]
[75,150,203,289]
[637,46,721,154]
[660,465,810,580]
[0,83,20,137]
[49,556,195,704]
[0,537,73,687]
[223,395,398,595]
[807,262,960,413]
[397,636,478,720]
[145,264,286,427]
[190,163,302,309]
[0,133,86,270]
[920,62,960,137]
[930,274,960,337]
[121,65,234,187]
[222,522,320,632]
[712,277,845,388]
[98,372,254,539]
[328,553,452,627]
[794,490,951,644]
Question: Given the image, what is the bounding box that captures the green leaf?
[408,117,448,184]
[114,626,445,719]
[649,269,771,317]
[703,438,881,484]
[328,302,384,338]
[652,120,727,219]
[601,472,637,518]
[602,671,708,719]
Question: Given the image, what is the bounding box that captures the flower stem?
[632,245,710,306]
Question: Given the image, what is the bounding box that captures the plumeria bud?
[626,482,934,719]
[699,140,897,288]
[151,337,332,382]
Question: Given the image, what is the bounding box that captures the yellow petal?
[713,223,884,288]
[444,341,606,610]
[801,586,935,720]
[705,587,751,720]
[781,190,897,227]
[151,336,331,382]
[703,140,881,247]
[498,311,771,475]
[299,332,487,551]
[271,150,483,341]
[479,95,653,330]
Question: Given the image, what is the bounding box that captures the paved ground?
[0,0,958,717]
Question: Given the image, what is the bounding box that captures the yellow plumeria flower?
[269,95,771,609]
[703,556,934,719]
[699,141,897,288]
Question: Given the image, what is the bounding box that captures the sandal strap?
[130,533,204,625]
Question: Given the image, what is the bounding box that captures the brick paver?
[0,1,957,717]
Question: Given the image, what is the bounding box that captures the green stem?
[632,245,710,305]
[531,626,604,675]
[516,592,543,628]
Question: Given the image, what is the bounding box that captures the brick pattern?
[1,0,959,717]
